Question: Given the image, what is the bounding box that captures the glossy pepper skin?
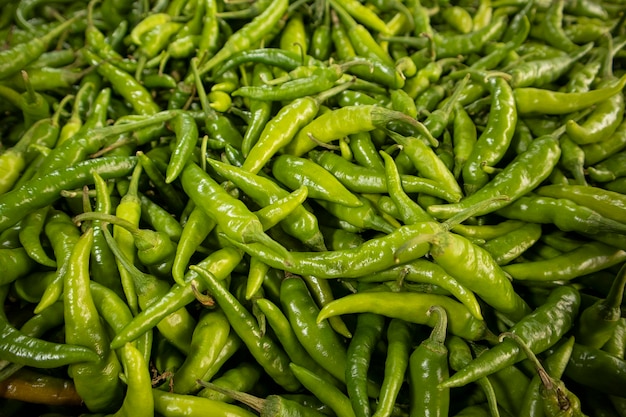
[440,285,580,388]
[409,306,450,417]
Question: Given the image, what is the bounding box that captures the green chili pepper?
[101,225,196,356]
[496,194,626,235]
[318,289,495,342]
[190,265,301,392]
[482,222,543,265]
[153,388,258,417]
[254,297,341,386]
[172,308,231,394]
[206,157,326,251]
[34,209,82,314]
[272,154,363,208]
[446,335,501,417]
[197,361,262,403]
[387,131,462,203]
[279,275,354,388]
[371,318,412,417]
[440,285,580,388]
[503,332,585,416]
[290,362,357,417]
[0,16,78,80]
[0,284,98,368]
[64,228,124,413]
[346,311,385,417]
[405,229,532,322]
[308,150,459,202]
[514,73,626,115]
[181,162,291,259]
[283,104,431,157]
[172,206,216,286]
[427,129,563,219]
[409,305,450,417]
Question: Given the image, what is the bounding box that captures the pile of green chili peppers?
[2,0,626,415]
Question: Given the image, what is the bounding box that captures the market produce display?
[1,0,626,415]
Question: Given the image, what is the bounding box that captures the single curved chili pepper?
[153,388,258,417]
[82,49,158,116]
[576,263,626,350]
[409,305,450,417]
[283,104,430,157]
[434,15,507,59]
[440,285,581,388]
[272,154,363,208]
[346,311,385,417]
[172,308,231,394]
[380,150,432,224]
[165,112,199,184]
[190,264,300,392]
[482,222,543,265]
[33,209,82,314]
[504,240,626,282]
[0,16,78,80]
[534,0,580,53]
[588,149,626,182]
[308,150,459,202]
[301,274,353,339]
[387,131,462,202]
[566,91,625,145]
[582,118,626,166]
[181,162,291,259]
[451,103,478,179]
[318,290,495,342]
[515,73,626,115]
[496,194,626,235]
[107,341,153,417]
[17,206,55,268]
[172,206,216,286]
[206,157,326,251]
[63,228,124,413]
[442,5,473,33]
[427,128,563,219]
[536,184,626,224]
[371,318,412,417]
[559,134,588,186]
[290,362,357,417]
[460,73,517,194]
[108,163,142,315]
